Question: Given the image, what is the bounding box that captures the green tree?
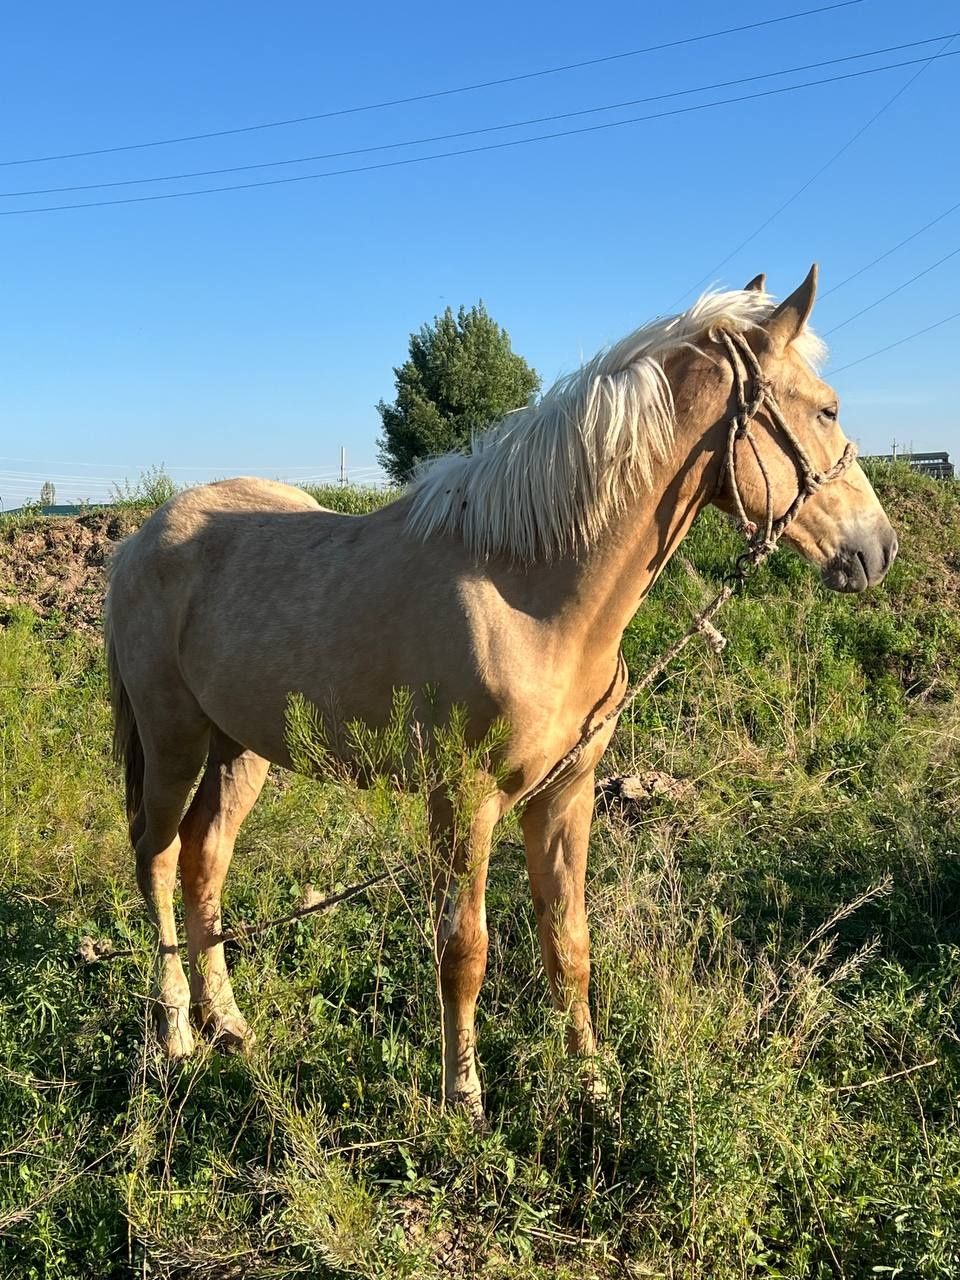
[377,303,540,484]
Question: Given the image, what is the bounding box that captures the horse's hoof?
[194,1006,256,1055]
[156,1006,196,1059]
[214,1017,256,1056]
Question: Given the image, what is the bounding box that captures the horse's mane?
[406,288,826,561]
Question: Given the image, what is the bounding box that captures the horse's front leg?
[429,791,498,1124]
[520,767,598,1067]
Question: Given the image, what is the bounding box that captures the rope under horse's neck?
[522,329,858,804]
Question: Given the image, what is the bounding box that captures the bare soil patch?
[0,509,144,634]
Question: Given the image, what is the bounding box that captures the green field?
[1,466,959,1278]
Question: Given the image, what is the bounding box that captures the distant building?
[867,450,954,480]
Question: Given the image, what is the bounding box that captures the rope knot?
[743,535,776,566]
[695,617,727,654]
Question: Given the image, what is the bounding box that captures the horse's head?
[712,266,897,592]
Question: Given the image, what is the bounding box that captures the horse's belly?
[179,597,491,769]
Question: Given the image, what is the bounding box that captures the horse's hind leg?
[136,728,210,1060]
[178,732,269,1052]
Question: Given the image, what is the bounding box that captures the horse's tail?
[104,596,144,839]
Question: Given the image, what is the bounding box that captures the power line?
[0,474,385,503]
[0,470,156,484]
[0,479,117,493]
[0,1,865,169]
[829,310,960,373]
[0,454,380,473]
[820,196,960,297]
[0,471,382,496]
[672,32,957,306]
[5,50,957,219]
[0,463,384,486]
[824,245,960,334]
[0,465,384,483]
[2,34,950,201]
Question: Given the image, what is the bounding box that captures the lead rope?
[522,329,858,804]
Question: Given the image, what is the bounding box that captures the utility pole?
[339,446,347,486]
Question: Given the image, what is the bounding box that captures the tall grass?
[1,464,958,1277]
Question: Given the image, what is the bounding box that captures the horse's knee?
[440,920,488,984]
[438,898,488,1004]
[559,919,591,985]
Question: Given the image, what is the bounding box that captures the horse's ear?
[766,263,818,350]
[743,273,766,292]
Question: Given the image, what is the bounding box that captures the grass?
[1,465,959,1277]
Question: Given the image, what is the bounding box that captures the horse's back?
[137,475,318,538]
[109,477,328,588]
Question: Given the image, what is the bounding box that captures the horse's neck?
[547,385,726,662]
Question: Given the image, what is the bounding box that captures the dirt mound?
[597,770,691,820]
[0,509,144,634]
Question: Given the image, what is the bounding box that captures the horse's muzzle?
[821,522,899,592]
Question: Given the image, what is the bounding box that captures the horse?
[105,266,897,1122]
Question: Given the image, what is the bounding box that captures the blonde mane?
[407,288,826,561]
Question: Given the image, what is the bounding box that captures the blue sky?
[1,0,957,508]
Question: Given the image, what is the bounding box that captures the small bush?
[302,484,396,515]
[110,465,179,510]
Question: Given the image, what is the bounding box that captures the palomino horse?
[106,266,897,1121]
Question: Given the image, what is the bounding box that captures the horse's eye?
[819,404,838,423]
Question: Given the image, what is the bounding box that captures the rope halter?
[713,327,858,568]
